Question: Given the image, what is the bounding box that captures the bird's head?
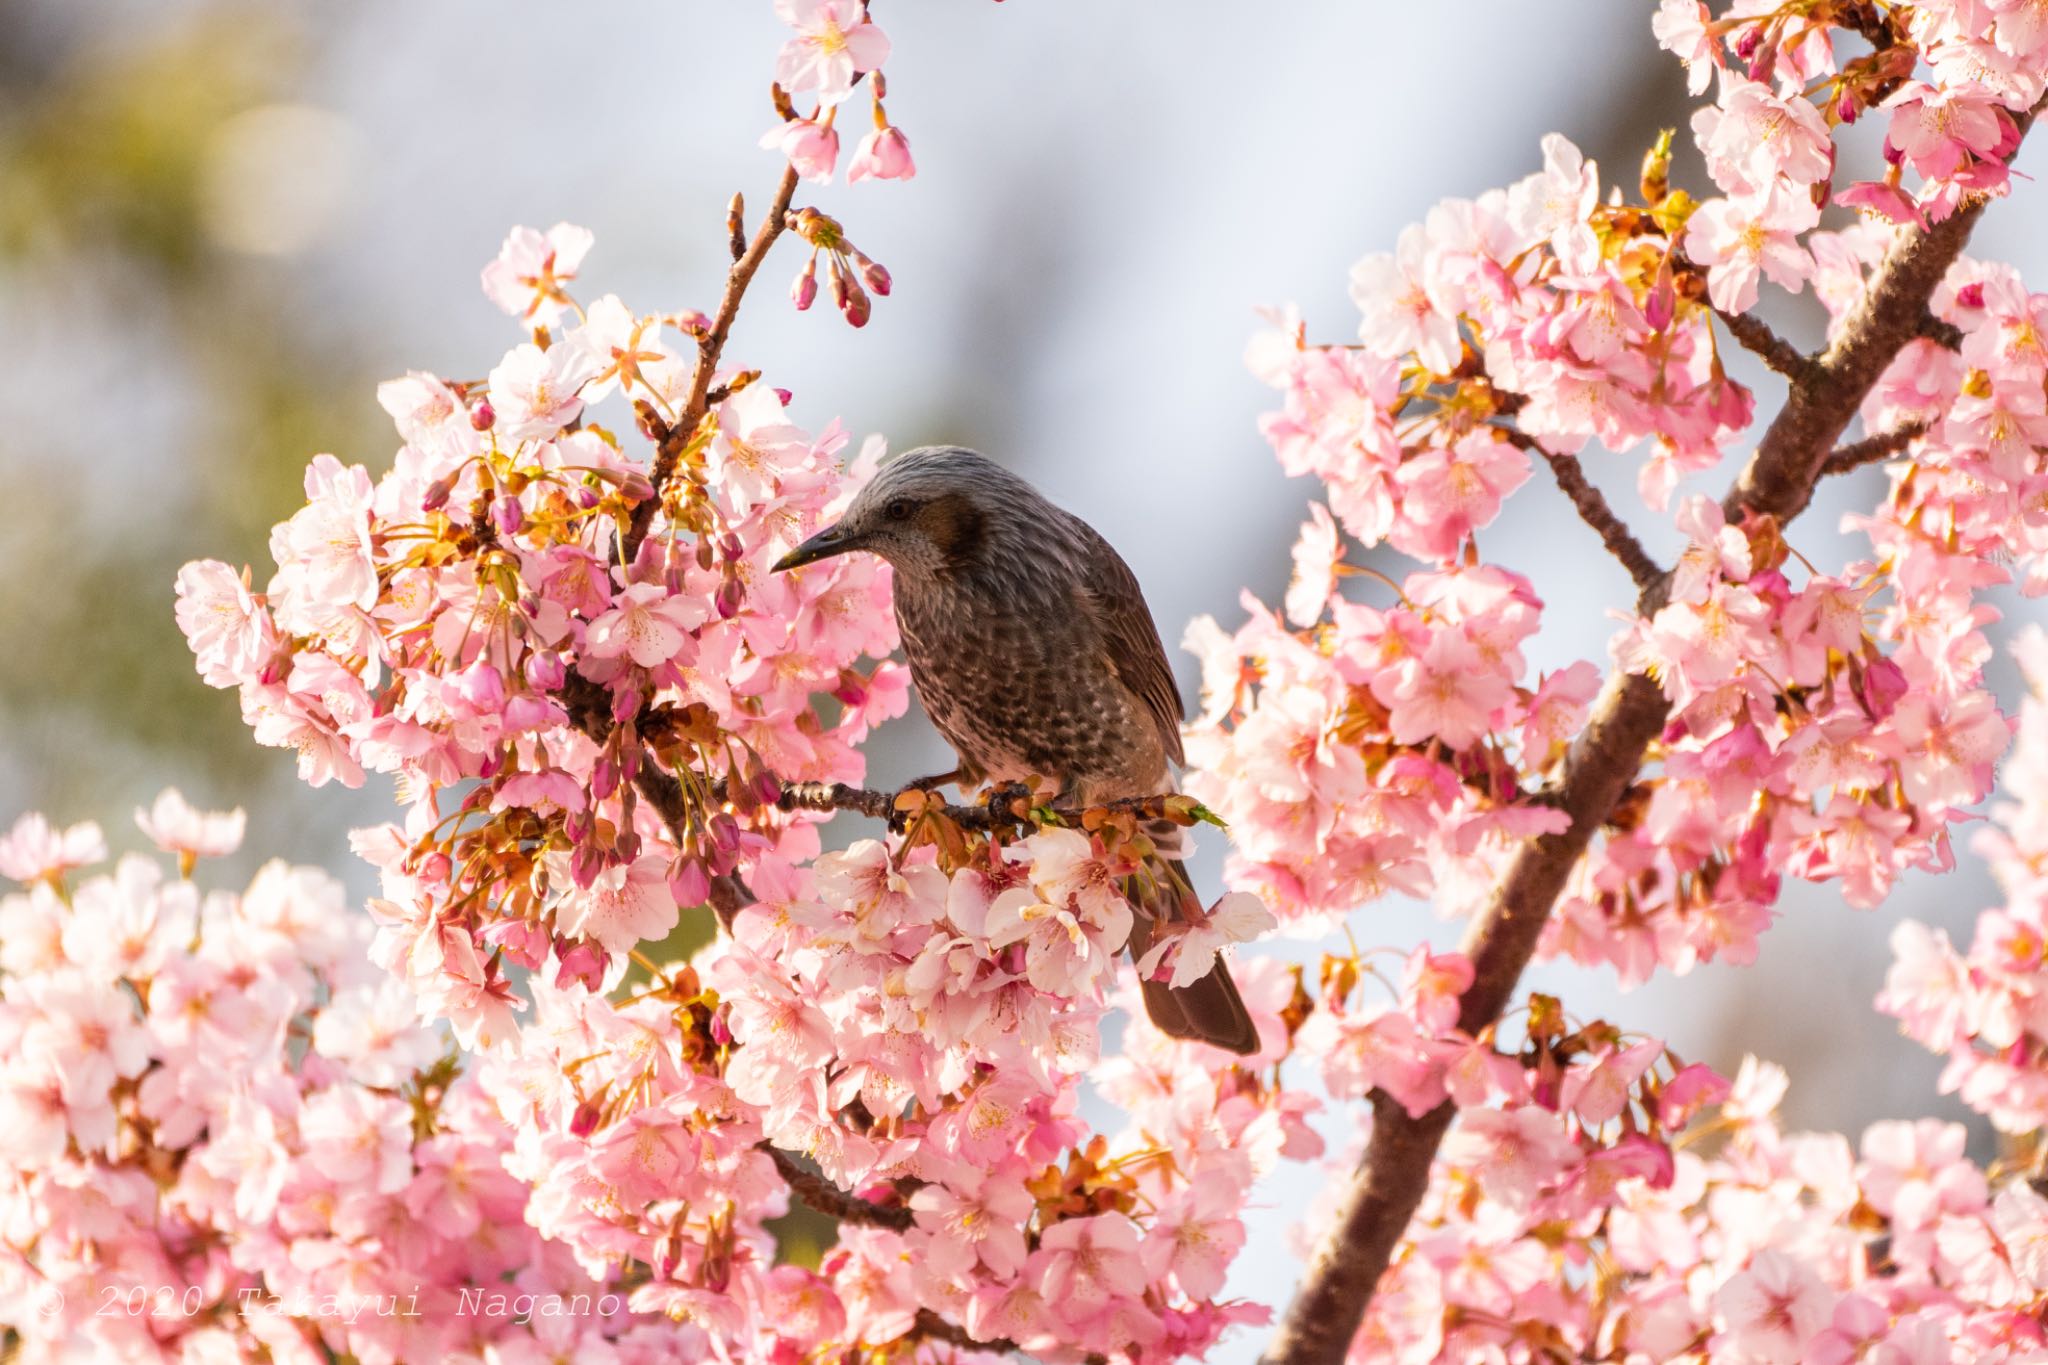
[772,445,1031,580]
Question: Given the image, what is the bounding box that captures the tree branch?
[1265,162,2013,1365]
[623,162,803,561]
[1714,305,1814,382]
[1821,421,1927,476]
[760,1143,916,1231]
[908,1310,1021,1358]
[1503,431,1663,592]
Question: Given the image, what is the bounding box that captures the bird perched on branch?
[773,445,1259,1054]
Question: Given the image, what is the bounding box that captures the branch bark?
[1502,431,1663,592]
[623,162,803,561]
[1263,184,2005,1365]
[1822,421,1927,476]
[760,1143,916,1231]
[1714,305,1814,382]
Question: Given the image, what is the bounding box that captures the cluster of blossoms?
[1884,626,2048,1132]
[1201,0,2042,992]
[762,0,914,189]
[169,57,1312,1344]
[106,0,2048,1360]
[0,796,703,1363]
[1348,1052,2048,1363]
[178,224,907,1048]
[467,828,1311,1358]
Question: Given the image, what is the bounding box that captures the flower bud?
[493,496,525,536]
[860,257,892,297]
[421,477,453,512]
[670,856,710,906]
[792,255,819,311]
[576,485,601,509]
[470,400,496,431]
[717,573,744,619]
[524,651,567,691]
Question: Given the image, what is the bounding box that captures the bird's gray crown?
[852,445,1042,509]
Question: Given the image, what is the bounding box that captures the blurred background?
[4,0,2045,1350]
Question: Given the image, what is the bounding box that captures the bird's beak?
[772,523,860,573]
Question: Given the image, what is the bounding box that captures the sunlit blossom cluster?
[0,800,704,1363]
[1349,1055,2048,1363]
[78,0,2048,1360]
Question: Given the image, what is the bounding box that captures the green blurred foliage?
[0,4,381,830]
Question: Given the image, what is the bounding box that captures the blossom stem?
[1500,429,1663,592]
[1265,143,2021,1365]
[625,162,803,561]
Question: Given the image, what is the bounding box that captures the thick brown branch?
[1714,305,1814,382]
[761,1143,915,1231]
[1266,162,2013,1365]
[1822,421,1927,476]
[1504,431,1662,592]
[623,162,803,561]
[908,1309,1020,1358]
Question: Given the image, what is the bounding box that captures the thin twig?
[1502,431,1662,592]
[1714,306,1815,382]
[623,162,803,561]
[1822,421,1927,476]
[760,1143,915,1231]
[1265,138,2025,1365]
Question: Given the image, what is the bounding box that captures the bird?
[772,445,1259,1054]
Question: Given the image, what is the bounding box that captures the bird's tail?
[1125,826,1259,1056]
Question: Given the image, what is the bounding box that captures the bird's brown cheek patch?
[917,493,988,569]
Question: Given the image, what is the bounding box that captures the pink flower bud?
[576,485,601,509]
[525,651,567,691]
[860,257,892,297]
[1955,282,1985,310]
[456,660,506,713]
[470,400,496,431]
[709,1008,734,1046]
[840,278,872,328]
[774,387,793,404]
[502,695,556,731]
[555,939,607,992]
[1836,93,1859,124]
[767,117,840,183]
[716,574,744,619]
[620,472,655,503]
[421,477,453,512]
[669,856,710,906]
[492,496,525,536]
[847,126,916,184]
[569,1095,604,1139]
[1859,656,1909,721]
[418,851,453,884]
[753,768,781,806]
[792,256,819,311]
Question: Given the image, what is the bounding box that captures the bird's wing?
[1073,528,1187,767]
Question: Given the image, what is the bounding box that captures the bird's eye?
[884,497,915,520]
